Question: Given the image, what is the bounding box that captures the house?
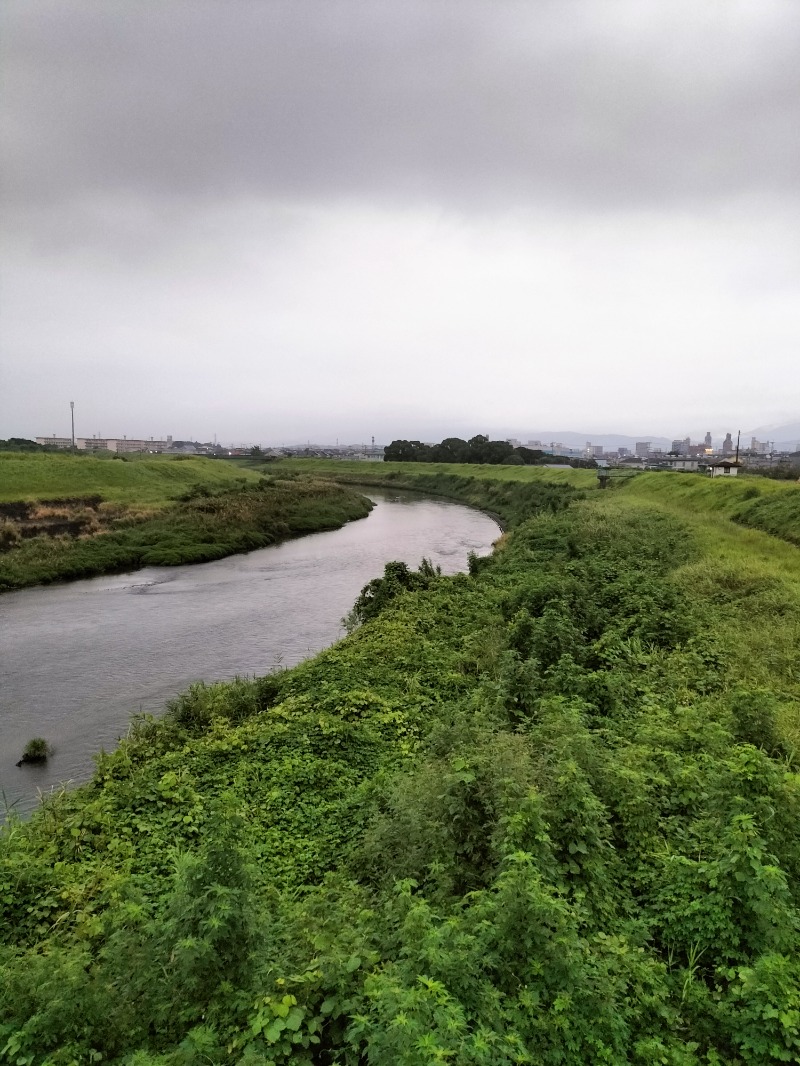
[664,456,700,472]
[709,458,742,478]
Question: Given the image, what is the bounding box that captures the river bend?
[1,490,499,816]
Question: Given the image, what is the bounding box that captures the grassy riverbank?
[272,456,598,490]
[270,457,800,546]
[0,452,262,506]
[2,470,800,1063]
[618,470,800,547]
[263,457,595,527]
[0,455,373,591]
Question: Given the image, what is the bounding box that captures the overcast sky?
[2,0,798,445]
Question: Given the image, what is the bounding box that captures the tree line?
[384,434,595,466]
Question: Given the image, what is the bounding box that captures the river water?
[0,490,499,817]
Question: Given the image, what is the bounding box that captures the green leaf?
[264,1019,286,1042]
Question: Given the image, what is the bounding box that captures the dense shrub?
[2,475,799,1062]
[0,480,372,591]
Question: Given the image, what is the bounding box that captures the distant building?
[721,433,734,455]
[619,456,647,469]
[670,437,691,455]
[35,436,72,449]
[635,441,650,457]
[664,456,700,472]
[37,434,175,453]
[548,443,584,457]
[114,437,173,453]
[709,458,741,478]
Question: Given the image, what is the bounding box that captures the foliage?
[384,433,562,466]
[346,558,441,628]
[0,478,372,591]
[0,439,44,452]
[2,470,800,1062]
[19,738,51,763]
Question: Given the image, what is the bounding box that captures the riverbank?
[2,470,799,1062]
[1,490,499,817]
[269,456,800,547]
[0,454,373,590]
[264,457,593,527]
[0,451,264,505]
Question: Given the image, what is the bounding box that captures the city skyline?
[28,416,800,454]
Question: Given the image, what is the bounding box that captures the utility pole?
[70,401,75,452]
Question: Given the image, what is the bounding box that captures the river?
[0,490,499,818]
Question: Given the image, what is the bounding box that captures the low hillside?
[619,470,800,547]
[0,456,373,590]
[0,452,262,506]
[273,457,597,490]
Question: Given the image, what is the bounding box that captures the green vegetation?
[0,438,44,453]
[383,434,593,467]
[273,456,597,493]
[0,455,373,591]
[1,469,799,1063]
[618,471,800,547]
[276,460,799,548]
[0,452,263,507]
[17,738,51,765]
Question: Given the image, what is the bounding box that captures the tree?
[433,437,470,463]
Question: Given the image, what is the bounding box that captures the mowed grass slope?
[0,452,262,506]
[272,456,598,489]
[620,469,800,545]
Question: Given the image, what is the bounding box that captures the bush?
[19,737,51,763]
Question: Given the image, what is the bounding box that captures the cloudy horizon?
[2,0,798,445]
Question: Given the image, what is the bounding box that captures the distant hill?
[745,421,800,452]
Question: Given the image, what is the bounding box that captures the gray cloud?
[2,1,799,443]
[4,0,799,217]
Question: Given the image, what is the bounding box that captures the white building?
[35,436,73,449]
[37,434,175,453]
[709,458,741,478]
